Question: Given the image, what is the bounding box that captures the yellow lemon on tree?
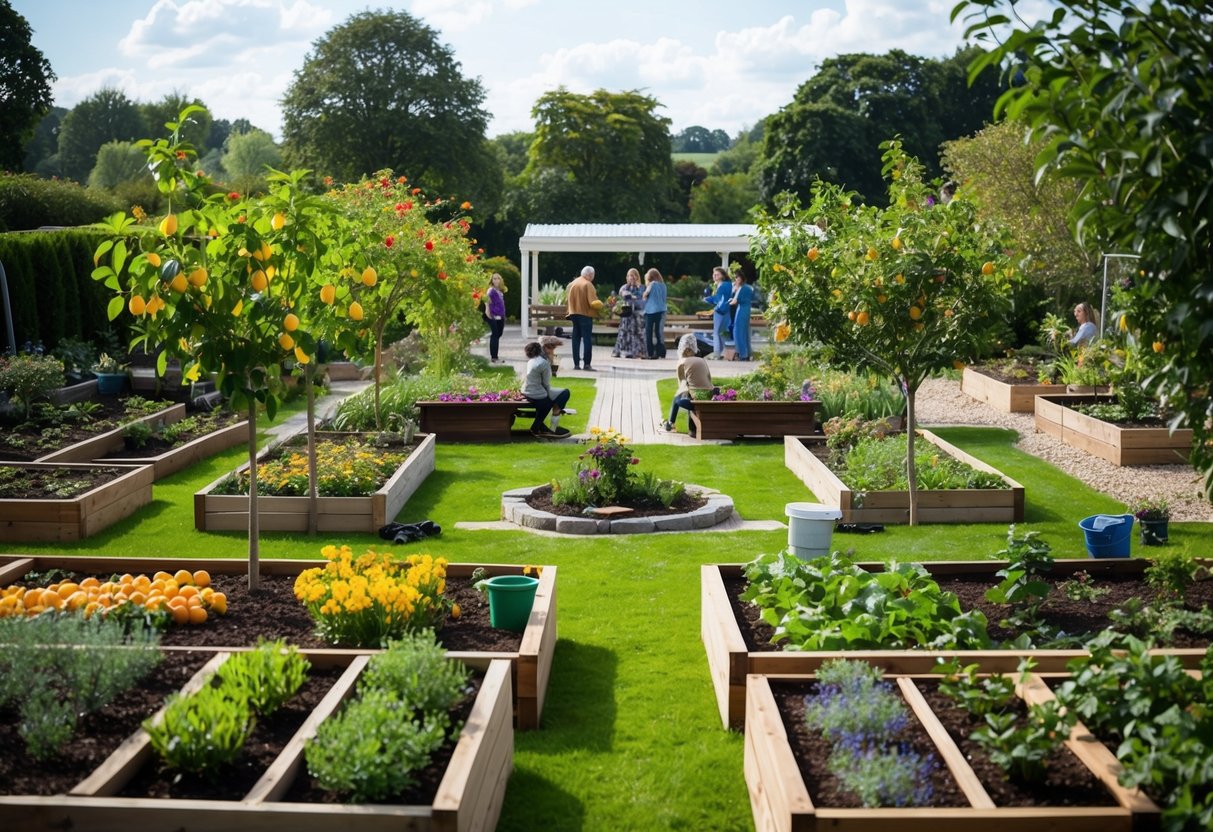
[278,332,294,350]
[284,312,300,332]
[807,247,819,261]
[261,241,273,261]
[1153,341,1165,353]
[891,236,902,250]
[146,252,161,267]
[266,264,276,281]
[320,284,336,305]
[294,346,310,365]
[251,270,268,292]
[232,299,243,316]
[188,267,207,287]
[158,214,177,236]
[847,310,857,321]
[909,306,923,321]
[866,246,878,261]
[348,301,364,321]
[894,274,905,284]
[361,266,377,286]
[981,261,995,276]
[271,212,286,230]
[877,293,887,304]
[170,273,188,293]
[128,295,146,316]
[856,310,870,326]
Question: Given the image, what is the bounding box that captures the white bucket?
[785,502,843,558]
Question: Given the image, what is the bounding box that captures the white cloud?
[410,0,494,32]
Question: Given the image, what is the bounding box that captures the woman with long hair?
[611,268,647,359]
[641,268,668,359]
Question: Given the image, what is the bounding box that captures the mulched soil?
[0,465,129,499]
[525,483,708,518]
[724,572,1213,651]
[97,410,245,459]
[771,680,968,808]
[0,396,171,462]
[913,680,1116,807]
[968,362,1054,386]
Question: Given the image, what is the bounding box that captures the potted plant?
[1130,496,1170,546]
[91,353,129,395]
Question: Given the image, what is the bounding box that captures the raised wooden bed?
[701,559,1206,730]
[193,431,436,533]
[745,670,1157,831]
[961,366,1062,413]
[784,430,1025,524]
[417,401,533,441]
[35,403,185,469]
[0,555,557,730]
[48,378,99,405]
[0,652,513,831]
[1034,394,1193,466]
[38,404,246,480]
[0,462,154,542]
[689,400,819,440]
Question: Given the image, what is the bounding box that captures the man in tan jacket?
[565,265,600,371]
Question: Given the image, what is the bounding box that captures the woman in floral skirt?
[611,268,647,358]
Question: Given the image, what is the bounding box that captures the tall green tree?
[0,0,55,171]
[957,0,1213,503]
[690,172,761,223]
[141,92,212,154]
[758,48,1002,203]
[673,125,730,153]
[23,105,64,175]
[281,9,497,200]
[522,88,677,221]
[222,129,281,188]
[56,87,146,183]
[87,140,148,189]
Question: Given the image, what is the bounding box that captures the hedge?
[0,173,123,233]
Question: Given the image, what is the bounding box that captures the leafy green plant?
[215,639,310,715]
[985,526,1054,607]
[741,551,992,650]
[971,699,1074,783]
[0,354,65,419]
[1144,551,1200,604]
[536,280,567,305]
[146,684,255,777]
[934,658,1018,717]
[551,427,684,509]
[828,430,1007,492]
[1057,571,1109,603]
[122,420,154,449]
[358,630,470,718]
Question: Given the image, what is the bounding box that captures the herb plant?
[215,639,310,715]
[1056,571,1109,603]
[358,630,470,718]
[971,700,1074,783]
[985,527,1054,614]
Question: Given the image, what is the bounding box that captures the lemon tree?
[92,106,342,586]
[752,139,1012,524]
[324,171,487,427]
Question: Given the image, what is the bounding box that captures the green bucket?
[484,574,540,632]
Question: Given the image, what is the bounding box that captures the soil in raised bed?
[96,410,245,459]
[0,465,129,499]
[724,572,1213,651]
[525,483,708,518]
[772,679,968,808]
[0,396,173,462]
[913,680,1116,807]
[969,362,1055,386]
[0,649,213,796]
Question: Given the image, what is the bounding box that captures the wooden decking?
[586,370,702,445]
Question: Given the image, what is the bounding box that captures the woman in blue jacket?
[706,266,733,359]
[728,274,754,361]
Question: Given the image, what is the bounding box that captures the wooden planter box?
[701,560,1206,730]
[193,432,436,533]
[961,367,1062,413]
[784,430,1025,524]
[0,555,557,731]
[690,400,820,440]
[38,404,246,481]
[0,652,513,831]
[417,401,532,441]
[48,378,99,405]
[0,462,154,542]
[35,403,185,468]
[1034,394,1193,466]
[745,670,1157,831]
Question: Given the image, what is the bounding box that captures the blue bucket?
[1078,514,1134,558]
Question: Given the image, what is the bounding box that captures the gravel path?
[915,377,1212,523]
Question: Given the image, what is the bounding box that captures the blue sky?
[15,0,996,139]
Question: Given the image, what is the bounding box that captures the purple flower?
[589,470,600,479]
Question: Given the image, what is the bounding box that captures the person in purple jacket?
[484,273,507,363]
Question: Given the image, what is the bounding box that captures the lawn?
[7,390,1209,830]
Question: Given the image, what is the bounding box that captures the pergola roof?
[519,223,756,254]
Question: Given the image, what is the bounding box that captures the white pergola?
[517,223,756,334]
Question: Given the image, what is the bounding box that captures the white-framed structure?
[517,223,756,334]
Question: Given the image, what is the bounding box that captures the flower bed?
[690,400,820,440]
[0,555,558,730]
[0,650,514,831]
[744,668,1155,831]
[701,559,1207,730]
[194,432,435,533]
[416,400,534,441]
[784,430,1024,524]
[0,462,154,542]
[1034,394,1193,465]
[961,366,1062,413]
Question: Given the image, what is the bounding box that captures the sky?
[14,0,1000,141]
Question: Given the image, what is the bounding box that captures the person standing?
[611,267,647,359]
[706,266,733,359]
[565,265,600,371]
[1069,301,1099,348]
[662,333,717,437]
[729,273,754,361]
[522,340,571,437]
[484,273,507,363]
[641,268,668,359]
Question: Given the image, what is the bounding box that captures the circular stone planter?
[501,484,735,534]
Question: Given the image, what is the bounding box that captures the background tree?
[690,172,761,223]
[23,105,64,175]
[86,140,147,189]
[56,87,146,183]
[957,0,1213,503]
[712,122,764,176]
[672,125,730,153]
[522,87,677,221]
[672,159,708,219]
[141,93,212,155]
[222,129,282,193]
[942,119,1099,346]
[758,48,1002,203]
[281,9,498,201]
[0,0,55,172]
[752,140,1012,524]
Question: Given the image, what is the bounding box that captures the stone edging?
[501,484,734,534]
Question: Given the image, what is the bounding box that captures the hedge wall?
[0,229,123,353]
